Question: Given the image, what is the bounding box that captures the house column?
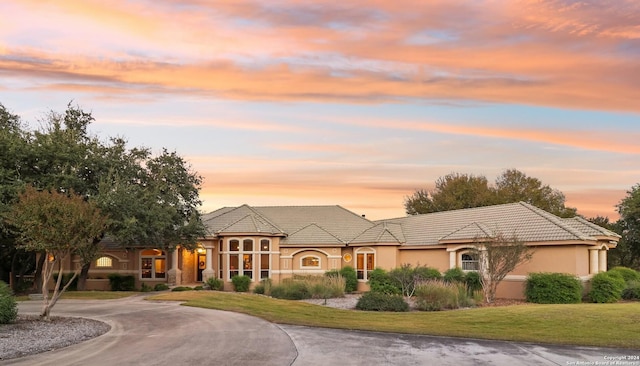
[449,251,456,269]
[202,246,215,282]
[167,248,182,286]
[589,249,599,274]
[598,250,607,273]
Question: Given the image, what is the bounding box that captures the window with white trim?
[140,249,166,279]
[355,248,375,280]
[461,252,479,271]
[301,255,320,268]
[96,256,113,268]
[228,238,255,280]
[259,239,270,280]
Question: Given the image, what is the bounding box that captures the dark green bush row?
[0,281,17,324]
[608,267,640,283]
[270,280,310,300]
[368,268,401,295]
[231,275,251,292]
[108,274,135,291]
[355,292,409,312]
[154,283,170,291]
[622,281,640,300]
[171,286,194,292]
[525,272,583,304]
[53,273,78,291]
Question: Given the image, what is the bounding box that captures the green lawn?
[17,291,137,301]
[148,291,640,349]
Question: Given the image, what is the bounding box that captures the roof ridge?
[244,205,285,233]
[380,201,525,222]
[217,214,253,233]
[517,202,588,240]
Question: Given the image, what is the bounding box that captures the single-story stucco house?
[70,201,619,299]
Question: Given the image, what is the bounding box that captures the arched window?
[140,249,166,279]
[96,256,113,268]
[461,252,479,271]
[355,248,375,281]
[301,255,321,268]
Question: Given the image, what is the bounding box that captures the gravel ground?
[0,315,111,361]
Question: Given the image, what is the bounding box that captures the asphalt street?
[11,295,638,366]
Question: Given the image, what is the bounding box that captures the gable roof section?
[439,222,493,242]
[380,202,614,246]
[286,223,346,246]
[203,205,375,244]
[203,204,283,236]
[253,205,375,244]
[351,222,405,244]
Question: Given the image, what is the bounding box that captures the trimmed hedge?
[608,267,640,283]
[171,286,194,292]
[53,273,78,291]
[108,274,135,291]
[0,281,17,324]
[355,292,409,312]
[154,283,170,291]
[589,272,626,303]
[231,275,251,292]
[525,272,582,304]
[622,281,640,300]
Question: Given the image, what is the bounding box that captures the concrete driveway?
[13,295,637,366]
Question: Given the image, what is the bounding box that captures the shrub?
[525,272,582,304]
[108,274,135,291]
[589,272,626,303]
[154,283,169,291]
[205,277,224,291]
[194,285,203,291]
[140,283,153,292]
[464,271,482,295]
[443,267,465,283]
[231,275,251,292]
[53,273,78,291]
[171,286,194,292]
[368,268,401,295]
[205,276,224,291]
[270,280,310,300]
[355,291,409,312]
[339,266,358,293]
[414,280,474,311]
[254,279,272,295]
[622,280,640,300]
[608,267,640,284]
[0,281,17,324]
[415,266,442,281]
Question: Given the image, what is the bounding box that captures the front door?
[197,253,206,282]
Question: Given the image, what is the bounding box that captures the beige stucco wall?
[398,247,450,272]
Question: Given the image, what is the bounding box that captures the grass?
[16,291,136,301]
[148,291,640,349]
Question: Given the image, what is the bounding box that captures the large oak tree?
[405,169,576,217]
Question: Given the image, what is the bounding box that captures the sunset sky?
[1,0,639,220]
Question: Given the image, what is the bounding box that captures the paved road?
[12,296,638,366]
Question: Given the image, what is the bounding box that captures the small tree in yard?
[8,186,108,320]
[472,232,533,304]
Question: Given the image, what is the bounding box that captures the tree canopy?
[8,187,108,319]
[0,102,206,292]
[405,169,577,217]
[612,184,640,269]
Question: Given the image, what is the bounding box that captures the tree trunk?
[76,262,91,291]
[32,252,46,293]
